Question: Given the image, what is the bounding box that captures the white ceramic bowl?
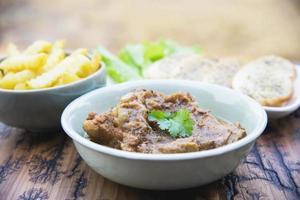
[0,57,106,131]
[264,66,300,119]
[61,80,267,190]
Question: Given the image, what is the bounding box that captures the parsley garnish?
[148,109,195,138]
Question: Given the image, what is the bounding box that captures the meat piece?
[83,89,246,154]
[156,138,199,153]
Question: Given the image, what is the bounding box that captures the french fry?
[66,54,92,78]
[43,49,65,71]
[91,52,101,73]
[74,53,101,78]
[0,54,47,72]
[0,70,35,89]
[27,53,86,88]
[24,40,52,54]
[7,43,20,56]
[55,73,80,86]
[27,64,66,89]
[80,53,101,77]
[42,40,65,72]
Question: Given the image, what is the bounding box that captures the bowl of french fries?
[0,40,106,131]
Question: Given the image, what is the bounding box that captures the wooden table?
[0,110,299,200]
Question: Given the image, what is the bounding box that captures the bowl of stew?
[61,80,267,190]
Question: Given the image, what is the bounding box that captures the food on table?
[0,40,101,90]
[0,70,36,90]
[232,56,297,106]
[97,40,201,83]
[144,54,240,87]
[99,39,296,107]
[0,54,48,72]
[143,53,297,107]
[83,89,246,154]
[23,40,52,54]
[43,40,65,71]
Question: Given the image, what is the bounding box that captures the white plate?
[264,65,300,119]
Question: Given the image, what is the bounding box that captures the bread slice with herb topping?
[232,55,296,106]
[145,54,241,87]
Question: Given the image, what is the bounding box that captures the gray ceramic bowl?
[0,59,106,131]
[61,80,267,190]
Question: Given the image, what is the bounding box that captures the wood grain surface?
[0,0,300,199]
[0,110,299,200]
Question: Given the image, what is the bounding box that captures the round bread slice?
[172,56,217,81]
[250,55,297,80]
[172,56,241,87]
[232,56,296,106]
[143,53,195,79]
[201,59,241,87]
[145,54,241,87]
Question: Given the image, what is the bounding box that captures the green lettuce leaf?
[96,47,141,83]
[118,44,145,75]
[119,40,202,75]
[97,40,201,82]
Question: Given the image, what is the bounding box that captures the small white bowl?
[0,56,106,131]
[61,80,267,190]
[264,66,300,119]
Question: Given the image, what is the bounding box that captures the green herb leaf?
[148,109,195,138]
[147,110,166,121]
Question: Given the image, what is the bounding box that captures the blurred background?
[0,0,300,61]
